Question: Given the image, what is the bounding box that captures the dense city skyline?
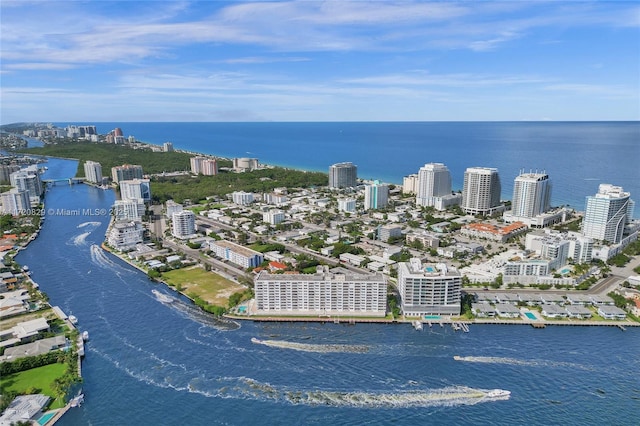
[1,1,639,123]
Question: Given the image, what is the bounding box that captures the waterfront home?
[0,317,50,348]
[495,293,519,305]
[0,335,67,361]
[0,394,50,426]
[565,305,593,319]
[541,304,568,318]
[494,303,520,318]
[597,305,627,320]
[518,293,543,306]
[472,303,496,317]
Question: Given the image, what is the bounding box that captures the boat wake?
[71,231,91,246]
[89,244,132,274]
[453,355,588,370]
[78,221,101,228]
[251,337,368,354]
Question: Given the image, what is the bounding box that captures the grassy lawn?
[161,266,245,306]
[0,363,67,409]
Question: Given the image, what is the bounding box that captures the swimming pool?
[423,315,442,320]
[425,267,435,272]
[38,411,56,425]
[525,312,537,320]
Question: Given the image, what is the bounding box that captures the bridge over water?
[43,177,86,186]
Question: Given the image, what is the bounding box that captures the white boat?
[69,315,78,325]
[484,389,511,399]
[70,393,84,407]
[82,331,89,341]
[152,289,173,304]
[412,320,423,331]
[251,337,263,344]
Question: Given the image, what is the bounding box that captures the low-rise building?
[209,240,263,269]
[461,221,528,243]
[597,305,626,320]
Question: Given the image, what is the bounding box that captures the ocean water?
[13,158,640,425]
[54,121,640,216]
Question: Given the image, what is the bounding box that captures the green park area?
[161,266,245,306]
[0,363,67,409]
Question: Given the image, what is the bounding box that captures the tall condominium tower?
[416,163,452,207]
[511,172,551,218]
[83,161,103,184]
[111,164,143,183]
[582,184,635,244]
[328,162,357,189]
[364,181,389,210]
[397,259,461,316]
[461,167,502,215]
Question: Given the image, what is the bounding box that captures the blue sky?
[1,1,639,122]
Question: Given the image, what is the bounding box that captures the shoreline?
[225,314,639,328]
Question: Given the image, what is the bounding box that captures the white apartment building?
[209,240,263,268]
[1,189,30,216]
[165,200,183,219]
[397,259,462,316]
[582,184,635,244]
[461,167,503,216]
[525,230,593,264]
[113,198,145,221]
[338,198,356,213]
[83,161,103,184]
[232,191,254,205]
[163,142,174,152]
[107,221,144,251]
[254,269,387,317]
[263,192,288,205]
[510,172,552,218]
[378,224,402,242]
[363,181,389,210]
[416,163,452,208]
[119,179,151,202]
[263,209,285,225]
[172,210,196,239]
[10,166,43,206]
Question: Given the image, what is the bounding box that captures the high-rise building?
[83,161,103,184]
[461,167,502,215]
[402,174,418,195]
[328,162,357,189]
[263,209,285,225]
[119,179,151,202]
[165,200,183,219]
[416,163,451,206]
[254,269,387,317]
[202,159,218,176]
[511,172,551,218]
[113,198,145,221]
[1,189,31,216]
[163,142,174,152]
[10,166,43,207]
[0,165,21,183]
[582,184,635,244]
[172,210,196,239]
[233,158,259,172]
[397,259,461,316]
[111,164,143,183]
[107,220,144,251]
[232,191,254,205]
[363,181,389,210]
